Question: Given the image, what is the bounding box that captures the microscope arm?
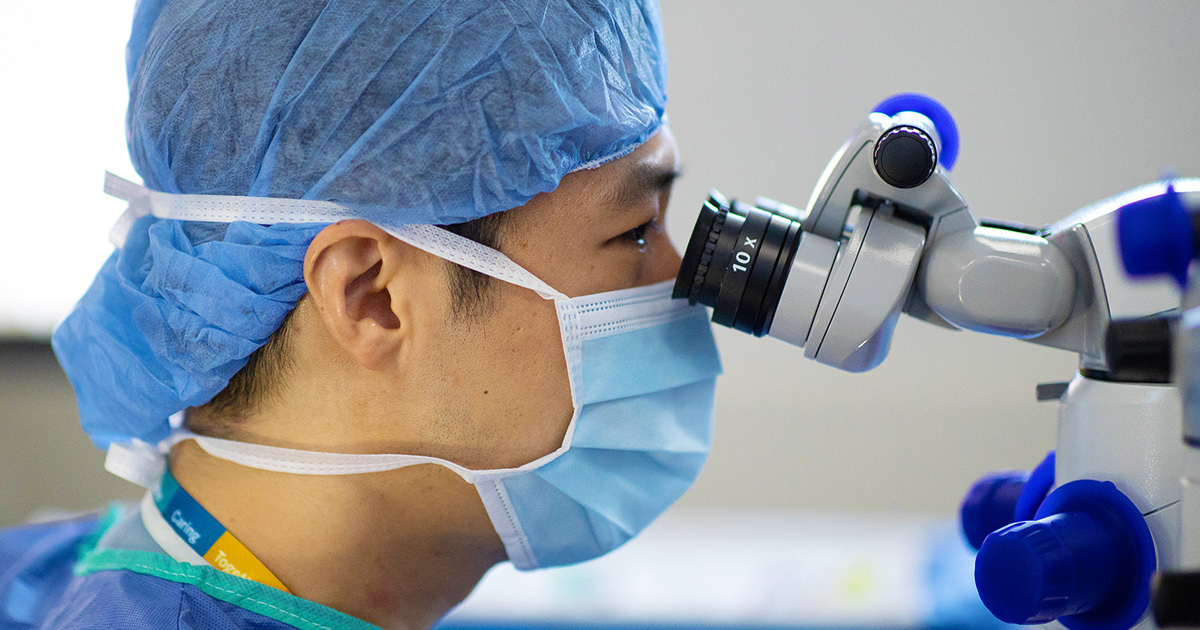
[918,226,1077,340]
[914,216,1169,374]
[913,182,1200,372]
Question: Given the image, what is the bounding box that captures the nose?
[649,232,684,286]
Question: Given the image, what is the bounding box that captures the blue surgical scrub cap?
[53,0,668,448]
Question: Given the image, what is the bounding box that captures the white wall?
[2,0,1200,525]
[0,3,135,336]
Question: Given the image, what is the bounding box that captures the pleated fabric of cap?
[52,0,669,448]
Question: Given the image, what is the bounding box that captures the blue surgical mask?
[477,279,720,568]
[103,175,722,569]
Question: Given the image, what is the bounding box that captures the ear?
[303,220,419,371]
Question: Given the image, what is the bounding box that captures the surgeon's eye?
[623,221,653,251]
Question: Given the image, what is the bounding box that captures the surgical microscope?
[672,94,1200,629]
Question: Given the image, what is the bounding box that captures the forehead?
[584,127,679,199]
[510,128,679,229]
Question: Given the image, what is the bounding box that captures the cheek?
[443,287,575,468]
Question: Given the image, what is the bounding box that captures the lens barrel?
[673,192,804,336]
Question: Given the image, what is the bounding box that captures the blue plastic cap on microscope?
[1013,450,1055,522]
[960,471,1028,551]
[873,93,960,171]
[1116,182,1194,286]
[975,514,1115,624]
[974,480,1155,630]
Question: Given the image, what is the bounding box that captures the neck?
[168,440,504,630]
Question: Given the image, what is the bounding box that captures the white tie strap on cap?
[102,172,565,301]
[104,440,168,489]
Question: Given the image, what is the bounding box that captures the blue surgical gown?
[0,505,379,629]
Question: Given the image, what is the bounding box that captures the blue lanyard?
[154,468,291,592]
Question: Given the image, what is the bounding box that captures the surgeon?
[0,1,720,628]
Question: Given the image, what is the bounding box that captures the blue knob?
[1116,182,1194,286]
[960,471,1027,551]
[873,93,960,171]
[976,513,1122,623]
[974,480,1155,630]
[1013,450,1056,522]
[960,451,1055,551]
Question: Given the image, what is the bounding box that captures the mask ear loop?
[378,223,586,453]
[100,173,585,483]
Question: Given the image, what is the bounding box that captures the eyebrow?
[604,163,682,211]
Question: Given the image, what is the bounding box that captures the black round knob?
[873,126,937,189]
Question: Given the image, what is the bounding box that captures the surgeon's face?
[421,127,684,468]
[280,127,683,472]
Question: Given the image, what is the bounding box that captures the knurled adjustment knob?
[974,480,1156,630]
[873,125,937,189]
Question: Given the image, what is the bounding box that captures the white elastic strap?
[104,440,167,489]
[104,172,152,248]
[101,172,565,301]
[139,492,209,567]
[175,431,576,484]
[187,433,478,481]
[385,224,564,301]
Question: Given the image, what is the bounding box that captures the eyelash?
[624,220,654,250]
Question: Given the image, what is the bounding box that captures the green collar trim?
[75,507,380,630]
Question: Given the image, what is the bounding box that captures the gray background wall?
[3,1,1200,527]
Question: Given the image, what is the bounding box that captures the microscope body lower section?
[963,373,1181,629]
[1057,374,1182,573]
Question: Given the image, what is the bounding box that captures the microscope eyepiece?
[674,95,960,368]
[673,192,803,336]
